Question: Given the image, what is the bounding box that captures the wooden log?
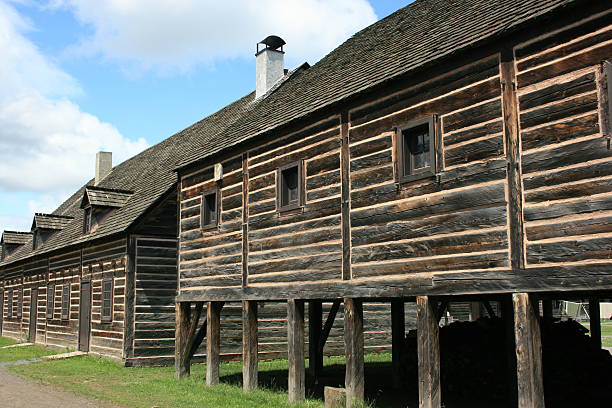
[501,295,517,406]
[513,293,544,408]
[416,296,441,408]
[542,300,553,321]
[308,300,323,380]
[206,301,223,386]
[588,298,601,349]
[391,299,405,389]
[175,302,191,379]
[243,300,258,391]
[320,300,341,355]
[287,299,305,402]
[501,48,526,270]
[344,298,364,408]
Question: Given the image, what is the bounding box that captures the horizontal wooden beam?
[176,264,612,302]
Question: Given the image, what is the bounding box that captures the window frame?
[83,206,93,234]
[61,283,70,321]
[46,284,55,319]
[276,160,304,212]
[396,115,439,184]
[7,289,13,319]
[101,278,113,323]
[200,187,220,230]
[16,287,22,319]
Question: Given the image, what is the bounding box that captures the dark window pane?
[102,279,113,322]
[47,285,54,319]
[203,192,217,226]
[281,166,299,206]
[61,284,70,320]
[403,123,431,174]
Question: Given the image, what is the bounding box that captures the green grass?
[9,356,323,408]
[8,354,389,408]
[0,337,65,362]
[0,336,19,347]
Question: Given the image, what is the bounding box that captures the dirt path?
[0,367,120,408]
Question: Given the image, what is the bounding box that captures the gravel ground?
[0,367,120,408]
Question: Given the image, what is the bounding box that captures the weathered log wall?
[515,13,612,268]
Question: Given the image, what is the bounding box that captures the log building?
[173,0,612,406]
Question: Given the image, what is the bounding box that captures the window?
[61,284,70,320]
[396,116,438,183]
[16,288,22,319]
[277,161,303,211]
[201,189,219,229]
[46,284,55,319]
[83,207,93,234]
[101,278,113,323]
[7,289,12,319]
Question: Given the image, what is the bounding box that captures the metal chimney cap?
[257,35,286,54]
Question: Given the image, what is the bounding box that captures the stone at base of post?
[324,386,346,408]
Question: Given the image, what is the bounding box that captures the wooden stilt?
[416,296,441,408]
[344,298,364,408]
[175,302,191,379]
[288,299,305,402]
[206,301,222,386]
[469,301,481,321]
[542,300,553,321]
[589,298,601,349]
[501,295,517,406]
[513,293,544,408]
[391,299,405,389]
[308,300,323,380]
[243,300,258,391]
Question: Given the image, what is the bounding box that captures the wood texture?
[416,296,441,408]
[206,301,223,385]
[287,299,305,402]
[588,298,601,349]
[344,298,364,408]
[242,300,258,391]
[513,293,544,408]
[175,302,191,378]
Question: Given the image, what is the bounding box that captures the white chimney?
[256,35,286,99]
[95,151,112,185]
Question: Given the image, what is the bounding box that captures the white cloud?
[0,1,148,227]
[52,0,377,73]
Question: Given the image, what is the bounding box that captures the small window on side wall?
[277,161,303,212]
[101,278,113,323]
[16,288,22,319]
[396,115,438,183]
[83,207,93,234]
[61,284,70,320]
[201,188,219,229]
[46,284,55,319]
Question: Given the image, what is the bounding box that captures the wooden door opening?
[79,281,91,352]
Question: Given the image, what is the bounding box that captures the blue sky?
[0,0,409,232]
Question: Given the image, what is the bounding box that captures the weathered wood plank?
[243,300,258,391]
[417,296,441,408]
[513,293,544,408]
[344,298,364,408]
[287,299,305,402]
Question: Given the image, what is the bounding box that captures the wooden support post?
[206,301,222,386]
[391,299,405,389]
[542,300,553,321]
[344,298,364,408]
[513,293,544,408]
[416,296,441,408]
[469,301,481,321]
[308,300,323,380]
[175,302,191,379]
[501,295,517,405]
[288,299,305,402]
[589,298,601,349]
[243,300,258,391]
